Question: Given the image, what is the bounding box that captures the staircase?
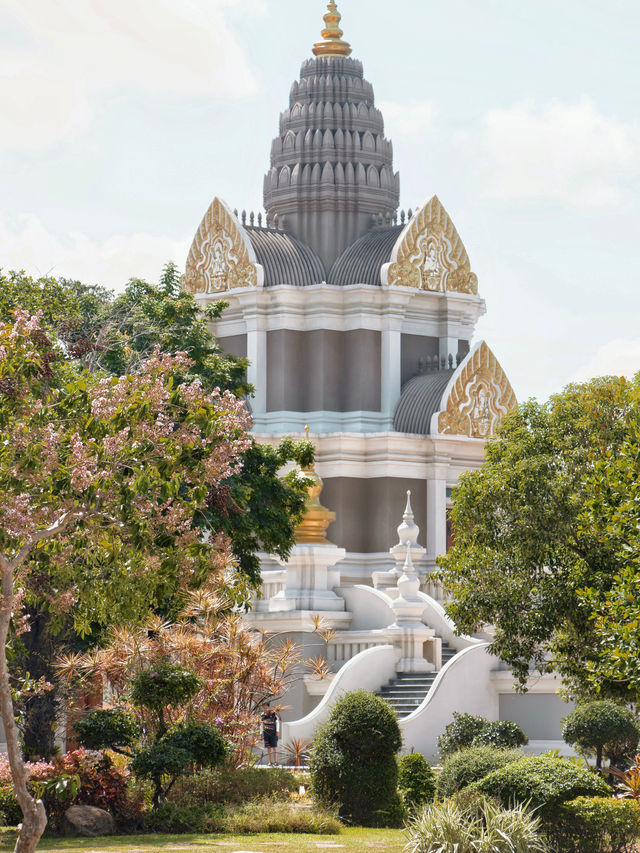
[377,642,457,718]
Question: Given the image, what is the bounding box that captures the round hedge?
[562,700,640,767]
[436,745,523,799]
[398,752,437,812]
[310,690,401,825]
[470,754,612,819]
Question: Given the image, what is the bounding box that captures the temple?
[183,2,570,759]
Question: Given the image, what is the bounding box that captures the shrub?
[438,712,487,757]
[0,786,21,826]
[398,753,437,812]
[223,799,341,835]
[74,708,140,753]
[471,754,611,820]
[310,690,401,825]
[548,796,640,853]
[472,719,529,750]
[405,793,549,853]
[139,798,341,835]
[438,712,528,757]
[562,700,640,769]
[168,766,298,807]
[436,746,522,799]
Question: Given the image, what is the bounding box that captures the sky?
[1,0,639,402]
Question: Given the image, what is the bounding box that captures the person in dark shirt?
[261,702,280,766]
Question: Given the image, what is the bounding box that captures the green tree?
[437,375,640,701]
[0,309,250,853]
[562,701,640,769]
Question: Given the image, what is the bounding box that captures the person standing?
[261,702,280,766]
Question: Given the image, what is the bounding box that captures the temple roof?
[393,371,455,435]
[328,225,402,286]
[246,227,325,286]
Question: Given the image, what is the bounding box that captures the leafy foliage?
[610,756,640,800]
[73,709,140,754]
[398,753,436,813]
[131,665,201,724]
[167,766,298,807]
[472,720,529,750]
[310,690,401,825]
[438,375,640,701]
[437,712,487,757]
[437,711,527,757]
[435,745,523,799]
[562,700,640,768]
[405,793,549,853]
[470,754,611,820]
[549,796,640,853]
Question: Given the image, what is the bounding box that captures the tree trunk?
[596,743,603,770]
[0,566,47,853]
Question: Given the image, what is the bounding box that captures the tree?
[437,375,640,701]
[0,309,250,853]
[0,268,312,758]
[562,701,640,769]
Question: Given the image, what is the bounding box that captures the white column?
[381,324,402,426]
[426,474,447,570]
[246,321,267,418]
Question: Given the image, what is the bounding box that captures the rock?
[62,804,115,837]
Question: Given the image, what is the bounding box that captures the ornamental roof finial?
[294,427,336,545]
[313,1,352,58]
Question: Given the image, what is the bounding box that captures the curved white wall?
[337,584,396,630]
[400,643,499,762]
[280,644,400,746]
[418,591,481,652]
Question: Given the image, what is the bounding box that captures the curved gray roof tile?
[246,227,325,287]
[328,225,403,286]
[393,371,455,435]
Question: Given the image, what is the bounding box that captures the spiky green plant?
[404,794,549,853]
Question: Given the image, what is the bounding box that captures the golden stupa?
[312,1,352,58]
[294,426,336,545]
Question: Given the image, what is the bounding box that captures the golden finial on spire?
[313,1,352,58]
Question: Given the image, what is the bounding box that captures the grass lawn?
[0,827,407,852]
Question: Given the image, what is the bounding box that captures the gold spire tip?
[313,1,352,58]
[305,424,310,440]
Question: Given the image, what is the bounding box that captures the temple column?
[381,320,402,426]
[426,465,448,571]
[246,317,267,417]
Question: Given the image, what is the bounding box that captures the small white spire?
[397,489,419,548]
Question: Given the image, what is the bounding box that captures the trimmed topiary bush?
[398,753,437,813]
[562,700,640,769]
[470,754,611,820]
[436,746,523,799]
[310,690,401,825]
[548,796,640,853]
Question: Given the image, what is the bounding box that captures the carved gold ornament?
[382,195,478,294]
[183,197,263,294]
[437,342,516,437]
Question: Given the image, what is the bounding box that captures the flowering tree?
[0,310,251,853]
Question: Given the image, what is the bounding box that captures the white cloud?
[469,98,639,207]
[379,100,437,139]
[0,0,266,153]
[572,338,640,383]
[0,212,191,292]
